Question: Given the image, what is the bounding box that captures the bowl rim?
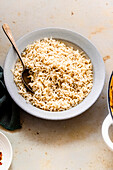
[4,27,105,120]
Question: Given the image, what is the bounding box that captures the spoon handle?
[2,23,25,68]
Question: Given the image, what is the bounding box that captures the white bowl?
[0,132,13,170]
[4,28,105,120]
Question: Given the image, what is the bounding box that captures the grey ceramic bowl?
[4,28,105,120]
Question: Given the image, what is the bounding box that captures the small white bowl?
[0,132,13,170]
[4,28,105,120]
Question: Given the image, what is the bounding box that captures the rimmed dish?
[0,132,13,170]
[4,28,105,120]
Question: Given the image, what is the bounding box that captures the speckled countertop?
[0,0,113,169]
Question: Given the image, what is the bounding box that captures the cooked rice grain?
[13,38,93,111]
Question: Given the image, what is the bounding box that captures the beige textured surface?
[0,0,113,169]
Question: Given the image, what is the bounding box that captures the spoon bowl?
[22,68,34,93]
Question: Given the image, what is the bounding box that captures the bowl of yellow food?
[102,72,113,150]
[4,28,105,120]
